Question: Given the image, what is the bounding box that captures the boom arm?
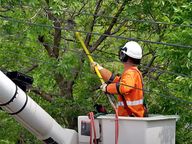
[0,71,77,144]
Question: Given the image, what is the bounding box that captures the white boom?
[0,71,77,144]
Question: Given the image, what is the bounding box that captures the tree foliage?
[0,0,191,143]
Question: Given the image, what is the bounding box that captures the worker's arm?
[118,72,135,94]
[91,62,120,82]
[98,67,112,81]
[105,71,135,95]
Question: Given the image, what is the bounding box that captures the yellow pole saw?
[75,32,104,84]
[75,32,116,109]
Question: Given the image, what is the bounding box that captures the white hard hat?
[121,41,142,59]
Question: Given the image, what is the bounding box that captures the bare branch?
[61,36,76,43]
[111,19,127,35]
[24,64,38,73]
[72,0,89,18]
[53,20,61,58]
[118,29,127,37]
[91,0,128,52]
[142,51,157,77]
[31,87,54,102]
[85,0,103,47]
[29,8,42,21]
[38,35,53,57]
[44,9,62,58]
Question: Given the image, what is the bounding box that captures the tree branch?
[85,0,103,47]
[44,9,62,58]
[30,87,55,102]
[61,36,76,43]
[24,64,38,73]
[72,0,89,18]
[90,0,128,52]
[111,19,127,35]
[38,35,54,57]
[53,19,61,58]
[142,51,157,77]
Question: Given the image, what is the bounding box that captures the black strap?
[116,82,133,116]
[0,85,18,106]
[9,93,28,115]
[43,137,59,144]
[120,93,133,116]
[116,82,121,95]
[107,73,115,84]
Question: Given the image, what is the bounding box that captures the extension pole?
[75,32,104,84]
[75,31,117,107]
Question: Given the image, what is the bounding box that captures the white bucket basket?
[78,114,179,144]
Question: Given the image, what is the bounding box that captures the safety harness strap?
[116,82,133,116]
[116,82,121,95]
[107,73,115,84]
[120,95,133,116]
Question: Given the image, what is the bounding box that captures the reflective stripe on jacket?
[118,99,143,106]
[105,66,145,117]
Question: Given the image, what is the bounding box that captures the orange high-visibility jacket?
[100,66,145,117]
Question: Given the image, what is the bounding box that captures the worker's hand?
[90,61,104,72]
[100,83,108,93]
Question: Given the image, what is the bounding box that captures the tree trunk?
[55,73,73,99]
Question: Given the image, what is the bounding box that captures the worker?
[91,41,147,117]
